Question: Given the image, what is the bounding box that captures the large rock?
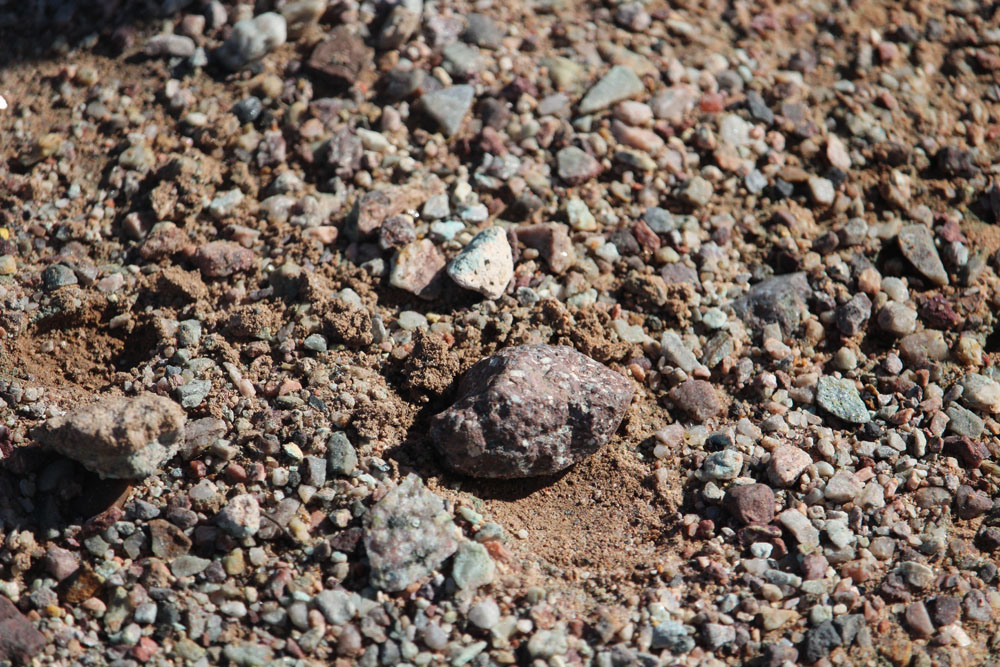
[430,344,634,477]
[0,597,46,665]
[34,393,186,479]
[364,474,458,591]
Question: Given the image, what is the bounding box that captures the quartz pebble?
[447,226,514,299]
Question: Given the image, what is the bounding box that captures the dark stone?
[308,26,373,87]
[834,614,864,647]
[42,264,78,290]
[0,596,46,665]
[836,293,872,336]
[942,436,989,469]
[801,620,841,663]
[936,146,978,178]
[761,642,798,667]
[730,272,812,337]
[745,90,774,125]
[955,485,993,519]
[232,97,262,124]
[724,483,775,525]
[669,380,723,422]
[430,345,634,478]
[929,596,961,626]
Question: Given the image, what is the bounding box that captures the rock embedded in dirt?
[308,26,372,86]
[216,494,261,539]
[898,224,949,286]
[447,226,514,299]
[430,344,633,478]
[192,241,255,278]
[730,272,811,337]
[34,393,186,479]
[452,541,496,590]
[816,376,870,424]
[364,474,459,591]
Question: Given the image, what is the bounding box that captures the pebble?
[836,293,871,336]
[816,376,870,424]
[669,379,723,422]
[517,223,576,274]
[731,272,811,336]
[905,601,934,638]
[145,34,196,58]
[556,146,602,185]
[42,264,77,289]
[327,432,358,476]
[877,302,917,336]
[959,373,1000,414]
[898,224,949,286]
[680,176,713,207]
[724,484,775,525]
[215,12,287,70]
[390,239,446,300]
[35,393,186,479]
[579,65,644,114]
[778,509,820,551]
[768,444,812,487]
[447,226,514,299]
[955,485,993,519]
[700,449,743,481]
[808,177,835,205]
[171,555,211,578]
[364,474,458,591]
[946,404,984,438]
[419,85,475,137]
[0,597,47,664]
[430,345,634,477]
[452,541,496,590]
[468,599,500,629]
[193,241,255,278]
[315,588,356,626]
[823,470,864,503]
[216,494,261,539]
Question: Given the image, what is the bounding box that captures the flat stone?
[960,373,1000,414]
[516,223,576,274]
[898,560,935,588]
[730,272,811,337]
[327,432,358,476]
[447,227,513,299]
[149,519,192,559]
[930,597,962,627]
[314,588,356,626]
[802,621,842,662]
[679,176,713,207]
[768,444,812,487]
[419,85,475,137]
[171,555,211,577]
[905,601,934,638]
[34,393,186,479]
[947,404,984,438]
[364,474,459,591]
[816,376,870,424]
[556,146,602,185]
[724,484,775,525]
[430,344,634,478]
[778,508,820,551]
[899,224,949,286]
[579,65,644,114]
[669,380,722,422]
[808,177,835,205]
[836,293,871,336]
[824,469,864,503]
[390,239,446,300]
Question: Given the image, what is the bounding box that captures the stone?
[556,146,602,185]
[660,331,699,373]
[447,227,513,299]
[176,379,211,408]
[802,621,842,662]
[215,12,287,70]
[468,598,500,629]
[216,494,261,539]
[768,445,812,487]
[463,13,503,48]
[42,264,77,289]
[826,135,851,170]
[451,541,495,590]
[955,485,993,519]
[905,601,934,638]
[579,66,644,114]
[824,470,864,503]
[778,508,820,551]
[836,293,872,336]
[816,376,870,424]
[0,597,46,664]
[171,555,211,577]
[376,5,420,50]
[930,597,961,627]
[898,224,948,286]
[724,484,775,525]
[390,239,446,300]
[964,589,993,622]
[808,177,835,205]
[899,330,949,366]
[649,620,694,653]
[960,373,1000,414]
[679,176,713,207]
[947,405,984,438]
[730,272,811,337]
[430,344,634,478]
[419,85,475,137]
[315,588,356,626]
[43,546,80,581]
[149,519,192,559]
[516,223,576,274]
[364,474,459,591]
[193,241,255,278]
[34,393,186,479]
[700,449,743,481]
[352,179,444,237]
[145,34,196,58]
[327,432,357,476]
[701,623,736,649]
[651,85,697,122]
[308,26,373,87]
[669,380,723,422]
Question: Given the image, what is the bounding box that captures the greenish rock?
[452,541,496,590]
[816,376,870,424]
[946,404,984,438]
[579,65,644,114]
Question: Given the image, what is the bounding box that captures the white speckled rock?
[447,226,513,299]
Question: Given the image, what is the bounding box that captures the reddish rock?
[149,519,192,560]
[307,26,373,87]
[724,483,775,525]
[768,444,812,487]
[516,223,576,274]
[0,597,46,665]
[389,239,446,300]
[192,241,255,278]
[668,380,722,422]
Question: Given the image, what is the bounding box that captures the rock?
[651,85,697,122]
[376,5,421,50]
[955,485,993,519]
[42,264,77,289]
[463,13,503,48]
[768,444,812,487]
[947,404,984,438]
[468,598,500,629]
[960,373,1000,414]
[930,597,961,627]
[702,623,736,649]
[802,621,842,662]
[34,393,186,479]
[730,272,811,337]
[0,596,47,665]
[778,508,820,551]
[679,176,713,207]
[905,601,934,638]
[447,227,513,299]
[899,330,949,366]
[836,293,871,336]
[352,179,444,237]
[898,224,948,286]
[215,12,287,70]
[964,589,993,622]
[176,379,211,408]
[193,241,255,278]
[216,494,261,539]
[700,449,743,481]
[419,85,475,137]
[180,417,227,460]
[649,620,694,652]
[390,239,446,300]
[877,302,917,336]
[824,470,864,503]
[171,555,211,577]
[315,588,356,626]
[451,541,496,590]
[364,474,459,591]
[724,484,775,525]
[556,146,602,185]
[579,66,644,114]
[149,519,192,559]
[430,344,634,478]
[145,34,196,58]
[327,432,358,476]
[43,546,80,581]
[816,376,870,424]
[808,177,835,205]
[516,223,576,274]
[826,135,851,170]
[660,331,699,373]
[308,26,373,87]
[669,380,723,422]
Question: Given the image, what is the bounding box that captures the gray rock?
[145,34,197,58]
[446,227,514,299]
[468,599,500,629]
[960,373,1000,414]
[778,508,820,551]
[430,345,634,478]
[803,621,842,662]
[463,13,503,48]
[579,65,644,114]
[649,620,694,652]
[836,293,872,336]
[451,541,496,590]
[34,393,186,479]
[171,555,211,577]
[730,272,811,337]
[679,176,713,207]
[42,264,77,289]
[947,404,984,438]
[816,376,870,424]
[215,12,287,70]
[176,379,211,408]
[824,470,863,503]
[877,303,918,336]
[700,449,743,481]
[701,623,736,649]
[216,494,261,539]
[419,85,475,137]
[364,474,459,591]
[556,146,601,185]
[899,330,949,366]
[314,588,356,626]
[660,331,699,372]
[899,224,949,286]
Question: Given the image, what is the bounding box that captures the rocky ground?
[2,0,1000,665]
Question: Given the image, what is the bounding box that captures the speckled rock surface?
[34,393,186,479]
[430,344,634,477]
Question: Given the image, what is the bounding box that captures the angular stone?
[34,393,186,479]
[660,331,699,373]
[905,601,934,638]
[955,485,993,519]
[216,494,261,539]
[390,239,446,300]
[836,293,871,337]
[816,376,870,424]
[768,445,812,487]
[308,26,373,86]
[419,85,475,137]
[802,621,842,663]
[516,223,576,274]
[0,597,46,664]
[579,65,644,114]
[960,373,1000,414]
[899,224,948,286]
[669,380,723,422]
[899,330,949,367]
[430,344,634,478]
[724,484,775,525]
[730,272,811,337]
[778,508,820,551]
[447,227,513,299]
[364,474,459,591]
[650,85,697,122]
[171,555,211,577]
[193,241,255,278]
[700,449,743,481]
[947,404,984,438]
[352,179,445,237]
[451,541,496,590]
[556,146,602,185]
[824,470,864,503]
[149,519,192,559]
